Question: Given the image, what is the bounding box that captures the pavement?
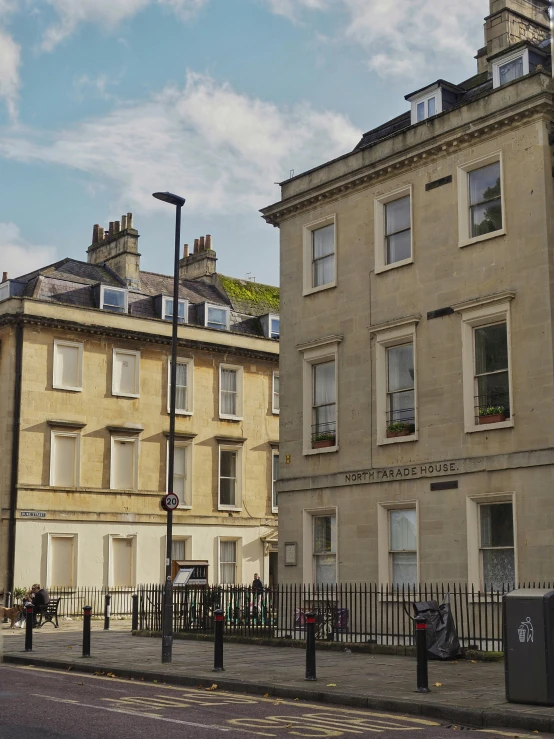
[3,621,554,734]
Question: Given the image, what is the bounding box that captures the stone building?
[0,216,280,593]
[262,0,554,588]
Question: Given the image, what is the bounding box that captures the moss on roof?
[219,274,280,316]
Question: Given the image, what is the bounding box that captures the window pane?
[316,554,336,585]
[221,369,237,415]
[312,225,334,259]
[272,454,279,509]
[477,372,509,413]
[220,450,236,478]
[172,539,186,560]
[389,390,415,423]
[475,323,508,375]
[469,163,501,205]
[165,298,186,322]
[271,317,280,338]
[427,96,436,117]
[220,540,236,584]
[57,344,80,388]
[387,344,413,392]
[390,509,417,551]
[417,101,425,121]
[314,361,335,405]
[174,446,186,476]
[103,289,125,312]
[470,199,502,237]
[385,197,410,236]
[114,352,137,395]
[483,549,515,589]
[386,230,411,264]
[174,362,188,411]
[208,307,227,329]
[52,435,77,487]
[273,374,280,411]
[499,56,523,85]
[480,503,514,547]
[313,254,335,287]
[392,552,417,587]
[313,516,336,554]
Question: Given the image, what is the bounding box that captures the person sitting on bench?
[31,583,50,625]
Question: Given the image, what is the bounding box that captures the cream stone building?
[262,0,554,588]
[0,216,279,594]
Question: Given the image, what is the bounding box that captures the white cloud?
[40,0,208,50]
[265,0,488,78]
[0,28,20,119]
[0,72,359,215]
[0,223,57,276]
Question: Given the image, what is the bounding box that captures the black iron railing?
[475,392,510,424]
[311,421,336,445]
[136,581,554,652]
[12,586,135,617]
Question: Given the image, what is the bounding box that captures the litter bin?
[504,589,554,705]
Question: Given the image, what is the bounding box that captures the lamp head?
[152,191,186,207]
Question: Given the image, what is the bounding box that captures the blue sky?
[0,0,487,286]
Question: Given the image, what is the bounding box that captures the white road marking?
[31,693,233,732]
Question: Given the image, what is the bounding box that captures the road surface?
[0,664,547,738]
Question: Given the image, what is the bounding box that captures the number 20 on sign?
[161,493,179,511]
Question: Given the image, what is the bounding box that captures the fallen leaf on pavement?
[67,666,73,671]
[471,660,477,664]
[326,684,337,687]
[263,693,269,698]
[294,698,299,701]
[205,684,218,691]
[434,682,442,687]
[77,683,83,686]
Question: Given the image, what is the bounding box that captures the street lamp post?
[152,190,186,664]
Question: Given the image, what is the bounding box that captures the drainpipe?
[6,320,23,600]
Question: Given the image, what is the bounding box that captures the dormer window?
[492,49,529,88]
[100,285,128,313]
[162,296,188,324]
[407,84,441,125]
[206,304,230,331]
[0,280,24,302]
[260,313,280,339]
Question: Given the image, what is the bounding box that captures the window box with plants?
[478,405,506,425]
[312,432,336,449]
[386,421,415,439]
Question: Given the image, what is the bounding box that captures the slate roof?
[10,258,279,340]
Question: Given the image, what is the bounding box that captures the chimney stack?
[2,272,8,283]
[179,234,217,283]
[87,211,141,288]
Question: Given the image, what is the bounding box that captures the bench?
[35,598,60,629]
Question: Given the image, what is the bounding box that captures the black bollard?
[25,604,33,652]
[213,609,225,672]
[415,615,431,693]
[103,594,111,631]
[305,612,317,681]
[82,605,92,657]
[131,594,139,632]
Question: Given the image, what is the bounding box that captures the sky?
[0,0,488,286]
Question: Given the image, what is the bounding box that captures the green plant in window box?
[386,421,415,439]
[312,432,336,449]
[478,405,506,425]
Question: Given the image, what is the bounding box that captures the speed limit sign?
[162,493,179,511]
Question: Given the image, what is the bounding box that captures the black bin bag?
[413,595,462,660]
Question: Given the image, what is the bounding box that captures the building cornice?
[0,311,279,363]
[296,334,343,351]
[369,314,421,334]
[452,290,516,313]
[47,419,87,429]
[261,81,553,227]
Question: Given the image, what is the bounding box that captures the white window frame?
[53,340,84,392]
[217,537,242,584]
[374,185,413,273]
[112,348,140,398]
[108,534,137,588]
[162,295,188,324]
[466,492,517,591]
[457,151,505,248]
[271,449,279,513]
[100,285,128,313]
[272,371,280,415]
[269,314,280,339]
[300,337,341,455]
[409,85,442,125]
[492,48,529,89]
[302,214,337,296]
[46,533,77,588]
[166,440,192,509]
[205,303,230,331]
[167,357,193,415]
[456,295,514,433]
[377,501,419,587]
[110,436,139,491]
[219,363,243,420]
[49,431,80,487]
[302,507,338,585]
[373,320,418,445]
[218,444,243,511]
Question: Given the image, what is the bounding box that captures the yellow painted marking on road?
[478,731,544,737]
[228,713,435,737]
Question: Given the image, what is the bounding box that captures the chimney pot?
[193,238,199,254]
[199,236,205,251]
[93,224,100,244]
[121,215,127,230]
[184,244,189,258]
[205,234,212,251]
[114,220,121,234]
[109,222,114,237]
[127,213,133,229]
[2,272,8,283]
